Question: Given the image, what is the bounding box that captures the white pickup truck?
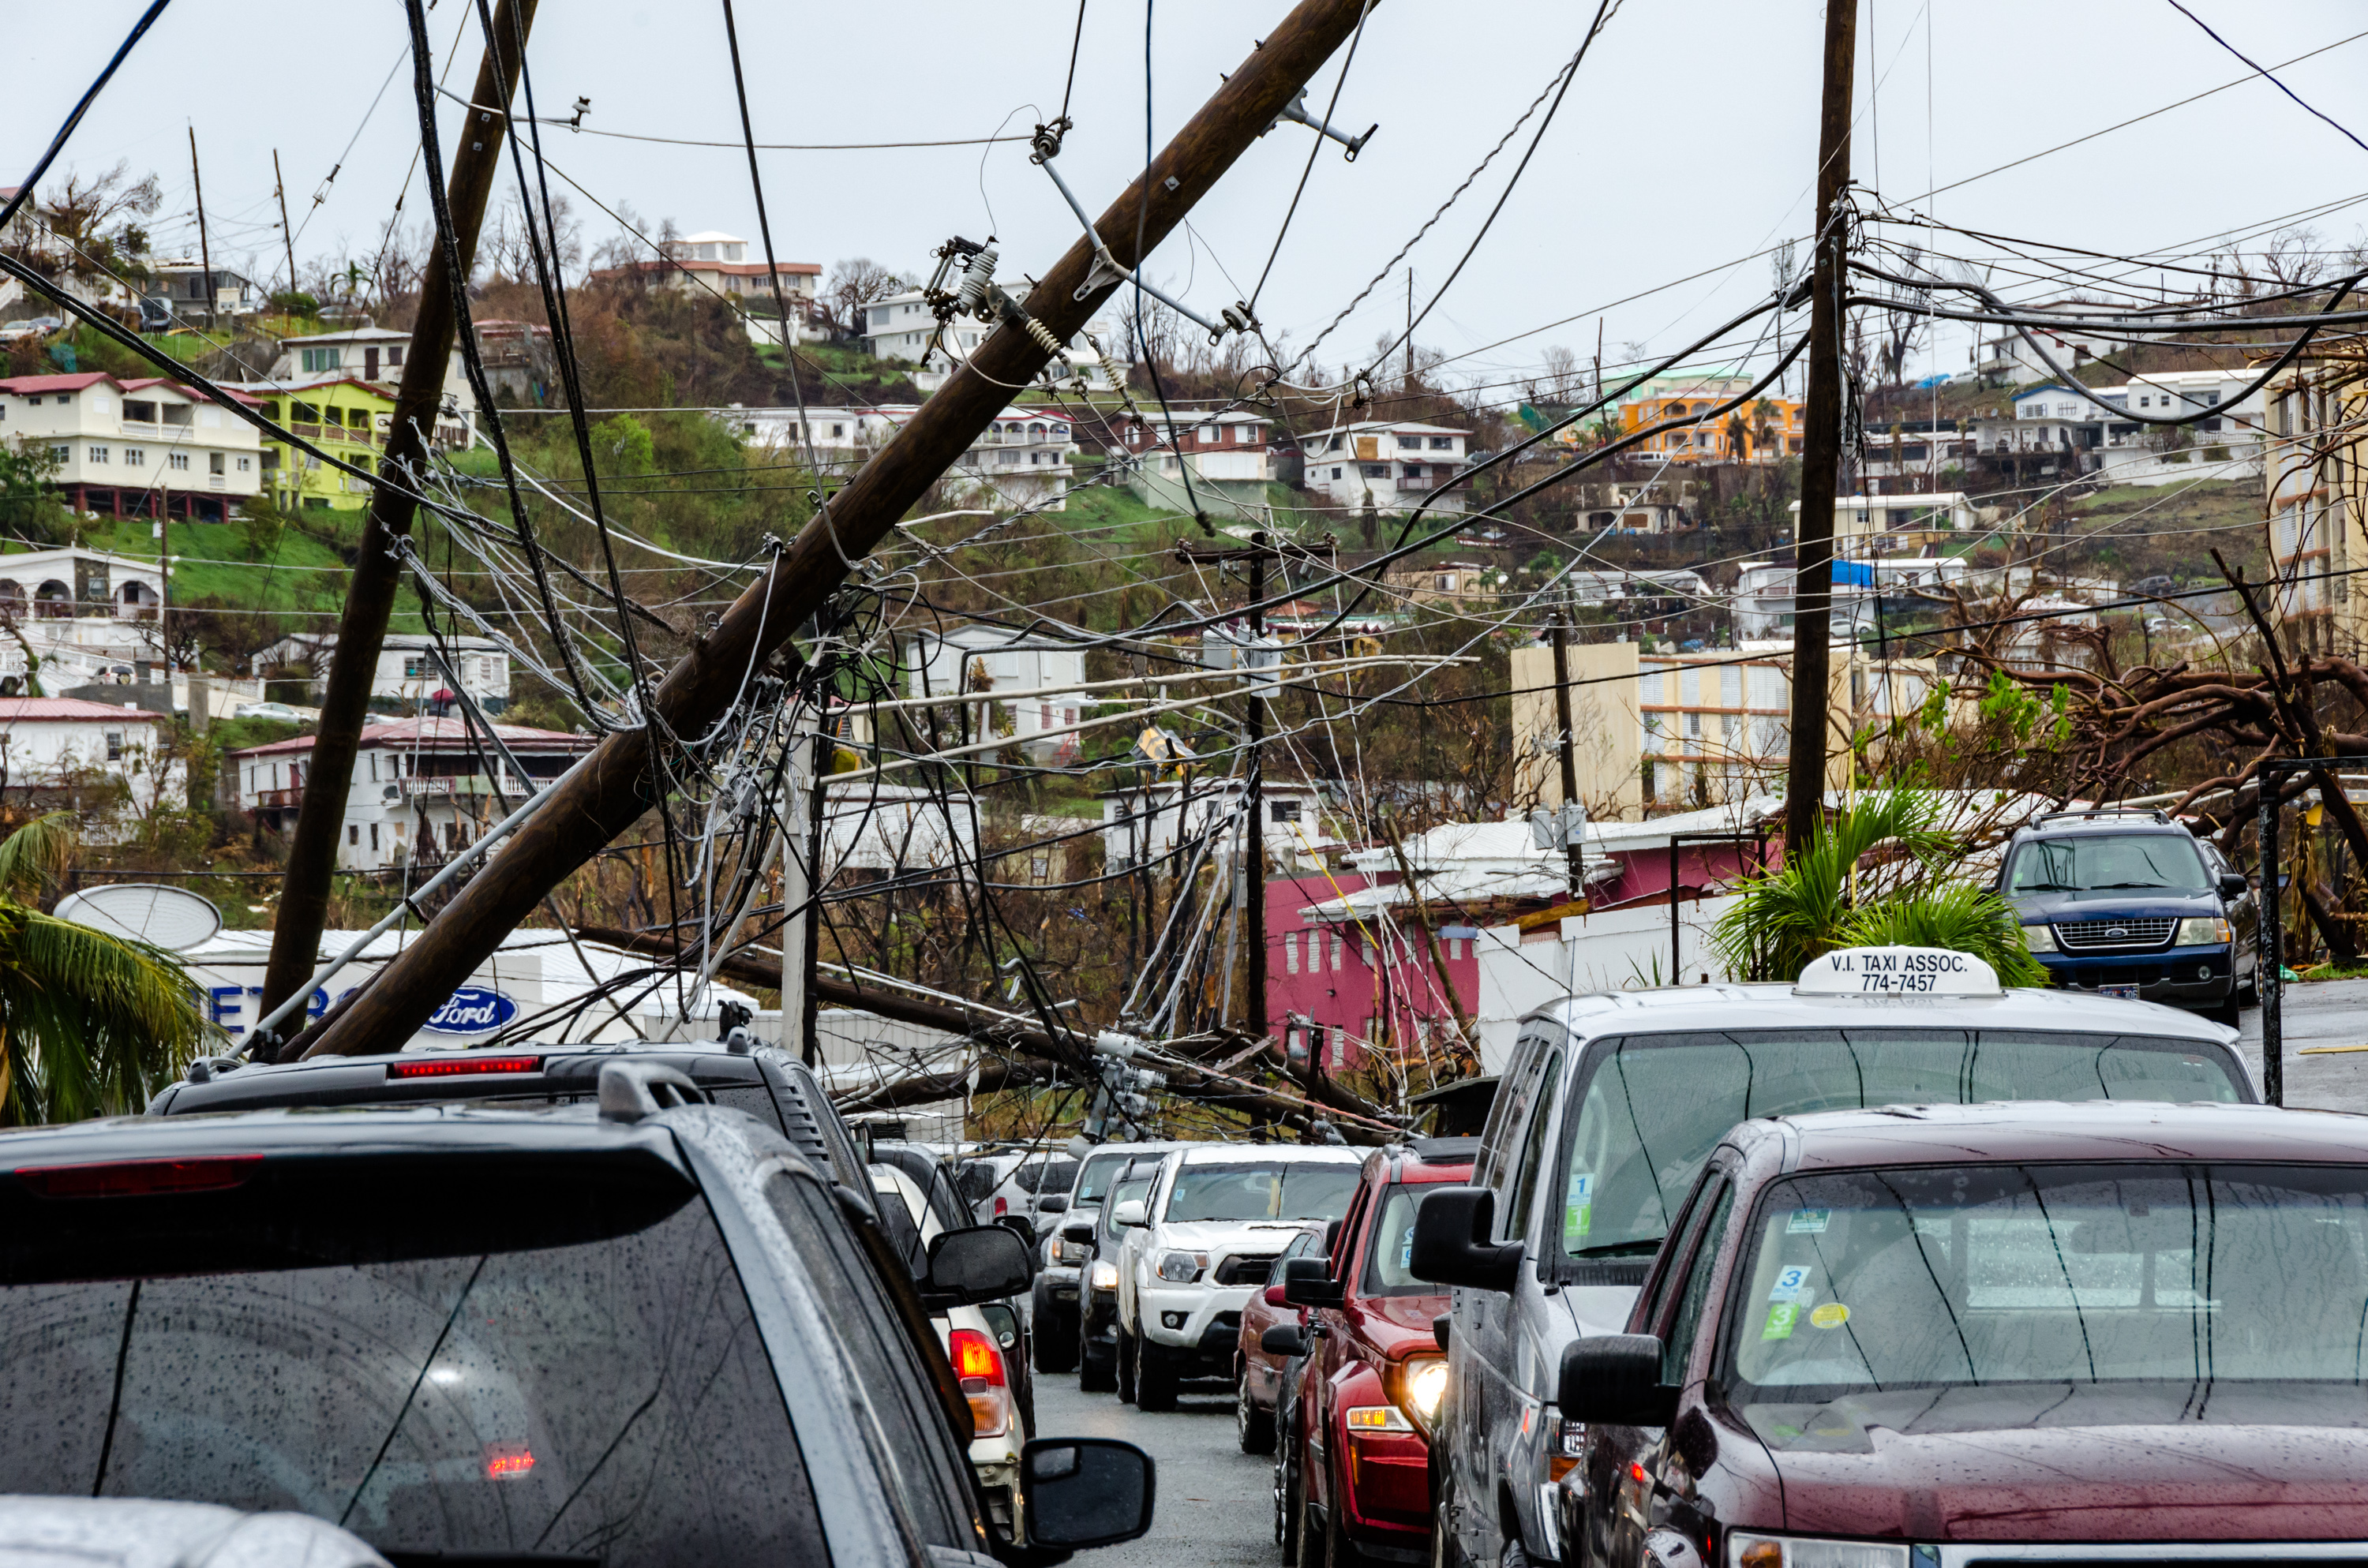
[1114,1143,1364,1410]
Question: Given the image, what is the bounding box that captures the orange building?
[1613,375,1803,462]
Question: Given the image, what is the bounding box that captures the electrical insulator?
[957,245,999,313]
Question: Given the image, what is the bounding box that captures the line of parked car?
[0,1032,1161,1566]
[1032,925,2368,1568]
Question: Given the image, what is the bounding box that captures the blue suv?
[1999,806,2257,1023]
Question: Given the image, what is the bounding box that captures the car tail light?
[994,1196,1008,1218]
[950,1327,1010,1437]
[386,1055,542,1080]
[485,1444,535,1479]
[17,1154,263,1199]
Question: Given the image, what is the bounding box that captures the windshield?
[1074,1151,1131,1204]
[1560,1030,2246,1263]
[1163,1162,1362,1223]
[1362,1187,1443,1297]
[2008,833,2210,893]
[0,1154,822,1568]
[1725,1162,2368,1440]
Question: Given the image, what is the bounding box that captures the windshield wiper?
[2085,881,2184,890]
[382,1555,600,1566]
[2014,882,2075,891]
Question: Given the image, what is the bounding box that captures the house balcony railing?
[253,788,300,808]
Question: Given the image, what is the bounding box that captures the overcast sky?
[17,0,2368,402]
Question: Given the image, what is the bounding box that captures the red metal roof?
[0,698,165,722]
[0,372,115,395]
[119,376,264,406]
[229,715,594,758]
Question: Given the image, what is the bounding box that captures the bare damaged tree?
[2262,226,2327,292]
[1538,344,1582,403]
[819,257,912,341]
[38,162,162,285]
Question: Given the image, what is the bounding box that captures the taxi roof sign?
[1794,945,2002,998]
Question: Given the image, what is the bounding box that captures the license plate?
[2100,983,2140,1000]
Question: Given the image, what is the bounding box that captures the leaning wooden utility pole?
[257,0,541,1040]
[272,148,297,299]
[298,0,1380,1059]
[186,127,215,333]
[1782,0,1859,859]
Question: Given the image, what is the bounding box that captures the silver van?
[1411,949,2256,1568]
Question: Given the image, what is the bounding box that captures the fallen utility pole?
[306,0,1380,1060]
[259,0,541,1040]
[1782,0,1858,859]
[572,924,1400,1140]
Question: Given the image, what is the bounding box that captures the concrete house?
[242,378,397,511]
[0,372,263,522]
[258,631,512,714]
[1299,419,1471,515]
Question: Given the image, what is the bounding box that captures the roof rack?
[2033,806,2171,827]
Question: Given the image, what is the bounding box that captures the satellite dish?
[53,884,223,952]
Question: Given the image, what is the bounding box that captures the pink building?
[1264,871,1487,1074]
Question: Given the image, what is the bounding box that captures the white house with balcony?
[1118,406,1273,516]
[257,631,512,715]
[898,621,1089,762]
[862,291,1118,392]
[0,546,170,692]
[1299,420,1471,515]
[0,372,263,522]
[230,715,595,870]
[868,402,1081,511]
[590,230,821,323]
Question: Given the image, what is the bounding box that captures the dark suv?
[0,1072,1154,1565]
[1999,807,2256,1021]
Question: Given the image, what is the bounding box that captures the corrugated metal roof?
[0,698,166,721]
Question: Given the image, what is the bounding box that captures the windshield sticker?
[1786,1210,1831,1234]
[1761,1301,1802,1340]
[1769,1265,1813,1302]
[1809,1302,1851,1330]
[1564,1172,1594,1246]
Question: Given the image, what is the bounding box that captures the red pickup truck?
[1279,1136,1476,1567]
[1560,1099,2368,1568]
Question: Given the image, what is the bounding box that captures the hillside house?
[137,261,260,329]
[592,230,820,312]
[0,695,177,823]
[1299,420,1471,515]
[862,291,1118,391]
[250,327,474,447]
[899,622,1087,762]
[0,372,262,521]
[231,716,594,870]
[869,402,1080,511]
[257,631,511,714]
[242,378,396,510]
[1118,406,1272,514]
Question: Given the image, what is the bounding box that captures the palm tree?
[1711,789,2047,986]
[0,813,215,1125]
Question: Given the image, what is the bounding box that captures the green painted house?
[246,377,396,511]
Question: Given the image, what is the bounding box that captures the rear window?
[1557,1028,2248,1266]
[0,1149,822,1567]
[1027,1157,1080,1196]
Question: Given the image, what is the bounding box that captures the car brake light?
[17,1154,263,1199]
[387,1056,542,1080]
[994,1196,1008,1217]
[485,1444,535,1479]
[950,1327,1007,1387]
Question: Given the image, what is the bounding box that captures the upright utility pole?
[1782,0,1860,859]
[272,149,297,299]
[1548,611,1583,896]
[301,0,1381,1060]
[186,127,215,333]
[1246,547,1269,1046]
[258,0,542,1038]
[1404,270,1414,389]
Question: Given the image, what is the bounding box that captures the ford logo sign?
[2106,926,2129,940]
[423,986,518,1035]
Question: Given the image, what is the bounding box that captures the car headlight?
[1156,1250,1208,1283]
[1397,1357,1448,1428]
[2176,915,2232,945]
[1731,1534,1909,1568]
[1089,1260,1118,1291]
[2021,922,2058,952]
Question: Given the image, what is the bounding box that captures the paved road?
[1034,1373,1278,1568]
[2242,977,2368,1113]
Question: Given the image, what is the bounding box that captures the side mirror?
[1111,1198,1148,1228]
[1262,1282,1291,1308]
[1280,1255,1345,1309]
[1038,1193,1070,1214]
[920,1224,1032,1310]
[1557,1334,1677,1428]
[2218,871,2249,900]
[1062,1222,1096,1245]
[1261,1323,1310,1357]
[1411,1187,1523,1293]
[1020,1439,1156,1551]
